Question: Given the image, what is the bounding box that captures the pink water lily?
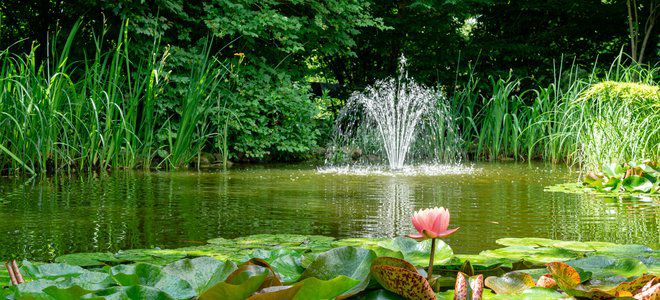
[407,207,459,241]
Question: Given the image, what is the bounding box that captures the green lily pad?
[300,246,376,297]
[85,286,176,300]
[489,287,566,299]
[54,252,121,267]
[378,237,453,267]
[495,238,557,247]
[270,254,305,283]
[291,276,360,300]
[110,263,196,299]
[20,261,87,280]
[565,256,648,279]
[622,175,653,192]
[551,241,595,252]
[162,257,237,296]
[360,289,405,299]
[484,271,536,294]
[199,264,270,300]
[480,246,578,264]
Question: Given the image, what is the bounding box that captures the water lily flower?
[407,207,459,241]
[407,207,459,282]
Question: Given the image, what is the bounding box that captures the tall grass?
[0,21,229,175]
[449,54,659,169]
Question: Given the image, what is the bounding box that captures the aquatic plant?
[407,207,459,281]
[2,235,658,299]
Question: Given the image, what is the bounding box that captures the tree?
[626,0,658,64]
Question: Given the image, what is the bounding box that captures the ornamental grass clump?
[572,81,660,170]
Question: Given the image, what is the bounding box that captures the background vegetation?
[0,0,658,175]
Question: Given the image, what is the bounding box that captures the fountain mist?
[326,56,462,171]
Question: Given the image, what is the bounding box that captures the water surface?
[0,163,657,261]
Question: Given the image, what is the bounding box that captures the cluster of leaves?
[1,235,658,299]
[583,162,660,194]
[547,161,660,197]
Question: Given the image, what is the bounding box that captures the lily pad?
[495,238,557,247]
[85,285,176,300]
[162,257,237,295]
[300,246,376,297]
[54,252,121,267]
[378,237,453,267]
[198,265,270,300]
[489,287,566,299]
[110,263,196,299]
[565,256,648,279]
[479,246,578,264]
[484,271,536,294]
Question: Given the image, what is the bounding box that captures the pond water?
[0,163,657,261]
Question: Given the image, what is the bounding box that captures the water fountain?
[323,56,469,175]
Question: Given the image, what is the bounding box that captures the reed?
[0,21,228,175]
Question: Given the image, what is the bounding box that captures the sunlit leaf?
[484,271,535,294]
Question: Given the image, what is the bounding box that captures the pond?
[0,162,657,261]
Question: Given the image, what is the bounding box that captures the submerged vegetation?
[1,234,658,299]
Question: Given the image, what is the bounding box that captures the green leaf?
[290,276,361,300]
[495,238,556,247]
[162,257,237,295]
[489,287,566,299]
[484,271,536,294]
[480,246,578,264]
[54,252,121,267]
[378,237,453,267]
[360,289,405,299]
[270,255,304,283]
[565,256,648,279]
[85,286,176,300]
[300,246,375,296]
[622,175,653,192]
[370,265,436,299]
[21,261,87,280]
[110,263,196,299]
[198,266,269,300]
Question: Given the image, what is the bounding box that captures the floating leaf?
[489,287,566,299]
[546,262,580,290]
[54,252,121,267]
[484,271,536,294]
[87,286,176,299]
[110,263,196,299]
[480,246,578,264]
[378,237,453,267]
[21,261,87,280]
[551,241,594,252]
[622,175,654,192]
[370,265,436,300]
[270,254,305,283]
[248,285,303,300]
[198,265,269,300]
[495,238,556,247]
[300,246,376,297]
[162,257,237,295]
[566,256,648,279]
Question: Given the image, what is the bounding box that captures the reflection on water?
[0,163,657,261]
